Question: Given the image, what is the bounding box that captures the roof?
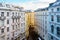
[34,8,48,12]
[49,0,60,8]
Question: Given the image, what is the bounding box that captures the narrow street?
[27,25,41,40]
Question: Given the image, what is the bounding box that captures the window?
[16,25,17,29]
[16,19,17,22]
[11,38,14,40]
[18,13,20,16]
[1,12,4,16]
[7,27,9,32]
[7,20,9,24]
[12,19,14,23]
[57,15,60,22]
[57,27,60,36]
[57,8,60,11]
[12,25,14,30]
[0,20,4,26]
[1,28,4,33]
[18,24,20,27]
[7,37,9,40]
[45,21,47,24]
[12,12,14,16]
[12,33,14,36]
[51,15,54,21]
[16,12,17,16]
[17,19,19,22]
[21,23,23,27]
[1,36,5,40]
[51,36,53,40]
[51,9,53,12]
[21,23,25,27]
[7,12,9,16]
[51,25,54,33]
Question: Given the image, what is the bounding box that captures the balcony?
[12,16,21,19]
[16,16,21,19]
[12,16,16,19]
[0,26,5,29]
[11,23,15,25]
[0,16,6,20]
[17,22,20,24]
[0,32,5,37]
[17,16,21,19]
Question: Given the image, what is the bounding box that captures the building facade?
[34,8,49,40]
[25,10,35,38]
[0,3,25,40]
[20,11,26,40]
[48,0,60,40]
[34,0,60,40]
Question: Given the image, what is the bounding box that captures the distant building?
[25,11,35,39]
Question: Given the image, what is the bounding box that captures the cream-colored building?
[0,3,25,40]
[25,10,35,39]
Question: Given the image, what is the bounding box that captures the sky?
[0,0,56,10]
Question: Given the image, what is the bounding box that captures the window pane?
[57,8,60,11]
[1,28,4,33]
[51,25,54,33]
[7,27,9,32]
[1,12,4,16]
[57,15,60,22]
[7,20,9,24]
[7,12,9,16]
[51,15,54,21]
[57,27,60,37]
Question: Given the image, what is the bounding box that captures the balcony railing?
[0,32,5,37]
[17,22,20,24]
[12,16,21,19]
[16,16,21,19]
[0,26,5,29]
[12,16,16,19]
[0,16,6,20]
[11,23,15,25]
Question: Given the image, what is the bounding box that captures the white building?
[47,0,60,40]
[34,8,49,40]
[20,10,26,40]
[34,0,60,40]
[0,3,26,40]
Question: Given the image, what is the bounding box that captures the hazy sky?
[0,0,56,10]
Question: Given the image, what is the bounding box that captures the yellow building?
[25,11,35,38]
